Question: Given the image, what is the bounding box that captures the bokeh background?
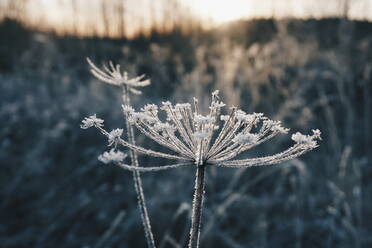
[1,0,372,247]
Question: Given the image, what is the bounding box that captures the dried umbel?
[87,58,150,95]
[82,90,321,248]
[116,90,320,168]
[86,59,156,248]
[80,114,104,129]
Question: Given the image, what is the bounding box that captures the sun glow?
[11,0,372,37]
[186,0,253,24]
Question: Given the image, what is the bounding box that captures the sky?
[186,0,371,22]
[4,0,372,36]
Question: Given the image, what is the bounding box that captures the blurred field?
[1,17,372,247]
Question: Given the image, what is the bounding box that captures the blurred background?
[1,0,372,247]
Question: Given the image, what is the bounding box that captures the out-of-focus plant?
[83,59,155,248]
[82,85,321,247]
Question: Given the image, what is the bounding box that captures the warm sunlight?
[8,0,372,37]
[186,0,252,24]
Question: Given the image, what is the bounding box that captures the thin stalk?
[122,85,156,248]
[188,164,206,248]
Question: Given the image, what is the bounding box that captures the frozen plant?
[82,90,321,248]
[80,114,104,129]
[85,59,156,248]
[87,58,150,95]
[98,149,127,164]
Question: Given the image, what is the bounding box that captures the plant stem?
[188,164,206,248]
[122,86,156,248]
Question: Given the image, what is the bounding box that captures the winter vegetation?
[81,63,321,246]
[1,2,372,247]
[85,58,156,248]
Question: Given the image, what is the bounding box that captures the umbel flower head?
[80,114,104,129]
[87,58,150,95]
[122,90,320,167]
[81,90,321,248]
[83,90,320,170]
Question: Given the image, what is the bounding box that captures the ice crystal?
[108,128,123,146]
[98,149,127,164]
[291,129,321,148]
[80,114,104,129]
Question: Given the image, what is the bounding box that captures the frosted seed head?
[235,111,255,123]
[127,116,138,124]
[266,120,290,134]
[154,122,175,132]
[161,101,172,109]
[211,90,219,98]
[312,129,322,140]
[142,104,159,115]
[193,97,199,107]
[92,89,321,168]
[138,112,157,123]
[232,133,259,145]
[87,58,150,94]
[291,132,305,142]
[108,128,123,146]
[291,131,319,148]
[122,105,134,114]
[263,119,273,126]
[210,101,226,109]
[127,112,140,123]
[175,103,191,110]
[98,149,127,164]
[128,112,156,124]
[254,112,264,117]
[80,114,104,129]
[251,113,264,125]
[235,109,246,116]
[272,124,290,134]
[174,110,183,120]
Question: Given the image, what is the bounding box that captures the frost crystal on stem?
[98,149,127,164]
[80,114,104,129]
[82,90,321,248]
[108,128,123,147]
[291,129,321,148]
